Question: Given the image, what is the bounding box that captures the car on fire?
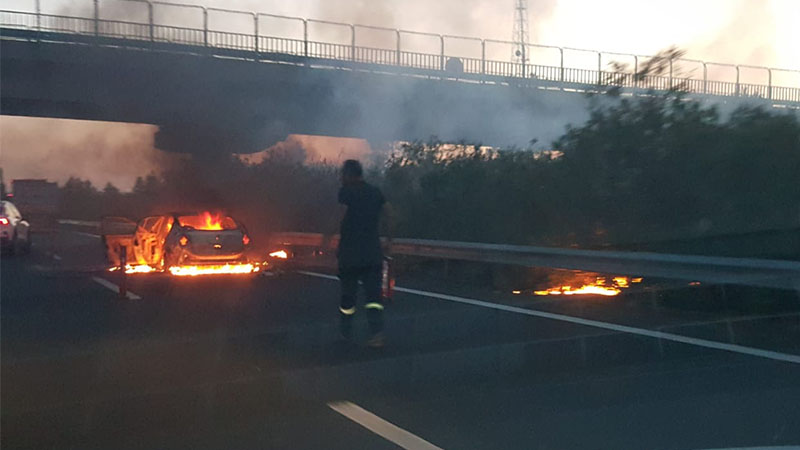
[0,200,32,255]
[102,212,251,272]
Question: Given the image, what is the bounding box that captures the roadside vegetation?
[57,93,800,257]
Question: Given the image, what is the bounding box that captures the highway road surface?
[2,225,800,449]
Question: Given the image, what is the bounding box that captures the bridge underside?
[1,30,793,155]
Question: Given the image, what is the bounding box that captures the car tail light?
[179,235,190,247]
[242,234,250,246]
[0,217,8,225]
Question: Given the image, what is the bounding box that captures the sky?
[2,0,799,190]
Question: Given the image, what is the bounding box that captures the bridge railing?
[267,232,800,291]
[2,7,799,104]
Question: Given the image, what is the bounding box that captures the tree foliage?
[58,94,800,254]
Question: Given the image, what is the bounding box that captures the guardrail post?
[93,0,99,36]
[396,29,401,65]
[768,68,772,100]
[253,12,258,54]
[559,47,564,82]
[118,246,127,299]
[726,318,736,344]
[439,35,444,70]
[202,7,208,47]
[350,24,355,61]
[633,55,638,88]
[303,19,308,57]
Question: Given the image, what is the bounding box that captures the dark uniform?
[337,180,386,338]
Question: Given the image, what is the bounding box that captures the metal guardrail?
[57,219,101,227]
[269,232,800,290]
[1,4,799,104]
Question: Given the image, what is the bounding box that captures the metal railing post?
[597,52,602,85]
[481,39,486,75]
[439,35,444,70]
[94,0,99,36]
[703,62,707,94]
[202,7,208,47]
[350,24,355,61]
[559,47,564,82]
[303,19,308,57]
[768,68,772,100]
[35,0,41,32]
[147,1,154,42]
[633,55,638,88]
[669,58,673,89]
[252,12,258,54]
[521,44,527,78]
[735,65,740,96]
[396,29,401,65]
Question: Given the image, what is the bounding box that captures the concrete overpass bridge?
[1,4,799,154]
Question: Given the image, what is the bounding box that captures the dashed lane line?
[91,276,141,300]
[74,231,101,239]
[328,401,444,450]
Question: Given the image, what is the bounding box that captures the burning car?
[103,211,257,275]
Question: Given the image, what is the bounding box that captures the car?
[0,200,32,255]
[103,211,251,270]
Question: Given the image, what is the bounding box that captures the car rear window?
[178,213,237,230]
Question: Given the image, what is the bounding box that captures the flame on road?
[532,276,642,297]
[109,263,262,276]
[269,250,289,259]
[168,263,260,276]
[109,264,158,274]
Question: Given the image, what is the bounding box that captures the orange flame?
[199,211,224,230]
[178,212,227,230]
[531,276,641,297]
[109,264,159,274]
[109,262,263,276]
[168,263,259,277]
[269,250,289,259]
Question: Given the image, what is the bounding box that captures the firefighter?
[336,159,391,348]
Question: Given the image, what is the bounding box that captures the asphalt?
[2,226,800,449]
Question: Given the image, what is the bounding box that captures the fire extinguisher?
[381,256,395,303]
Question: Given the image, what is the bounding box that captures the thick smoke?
[2,0,797,191]
[0,116,176,191]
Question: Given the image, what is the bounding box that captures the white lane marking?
[52,254,62,261]
[299,271,800,365]
[698,447,800,450]
[91,276,141,300]
[298,270,338,280]
[328,401,444,450]
[75,231,101,239]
